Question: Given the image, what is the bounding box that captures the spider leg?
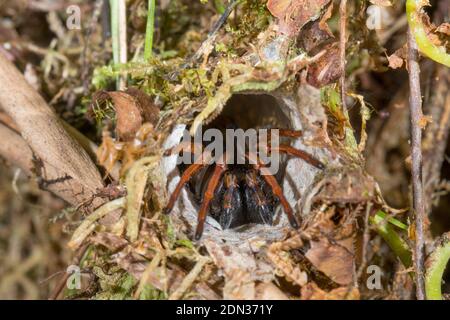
[164,163,206,214]
[245,152,299,229]
[164,140,204,159]
[267,129,303,138]
[164,148,212,214]
[195,161,227,240]
[269,144,325,169]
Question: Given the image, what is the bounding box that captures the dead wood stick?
[0,52,104,208]
[0,109,119,181]
[0,124,34,176]
[407,28,426,300]
[339,0,347,110]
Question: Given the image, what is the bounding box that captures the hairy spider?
[164,128,324,240]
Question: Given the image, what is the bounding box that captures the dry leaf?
[305,238,354,285]
[91,88,160,141]
[108,92,144,141]
[267,0,331,36]
[306,42,341,87]
[387,54,404,69]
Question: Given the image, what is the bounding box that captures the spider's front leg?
[195,159,228,240]
[265,128,325,169]
[245,152,299,229]
[270,144,325,169]
[164,144,212,214]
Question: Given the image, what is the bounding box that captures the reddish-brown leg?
[245,152,299,228]
[267,129,303,138]
[164,163,206,214]
[195,162,227,240]
[269,144,324,169]
[256,164,299,228]
[164,143,214,214]
[164,140,204,160]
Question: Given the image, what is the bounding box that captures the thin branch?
[339,0,347,110]
[0,124,34,176]
[407,28,426,300]
[0,53,104,209]
[187,0,240,66]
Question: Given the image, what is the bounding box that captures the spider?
[164,128,324,240]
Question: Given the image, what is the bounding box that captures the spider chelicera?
[164,128,324,240]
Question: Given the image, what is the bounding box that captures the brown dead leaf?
[267,235,308,287]
[267,0,331,36]
[108,92,144,141]
[387,53,404,69]
[298,20,334,53]
[305,238,354,285]
[91,88,160,141]
[90,232,128,251]
[125,87,160,126]
[306,42,341,87]
[301,282,360,300]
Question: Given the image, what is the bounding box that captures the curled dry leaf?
[91,88,159,141]
[388,53,404,69]
[204,239,274,299]
[312,168,376,204]
[90,232,128,252]
[267,235,308,287]
[267,0,331,36]
[304,238,354,286]
[306,42,342,88]
[298,19,334,53]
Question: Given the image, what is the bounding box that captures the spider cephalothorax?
[164,128,324,240]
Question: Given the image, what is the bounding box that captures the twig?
[407,28,426,300]
[0,124,33,178]
[82,0,104,93]
[339,0,347,110]
[187,0,240,66]
[355,203,373,282]
[168,256,209,300]
[68,197,126,249]
[0,53,104,209]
